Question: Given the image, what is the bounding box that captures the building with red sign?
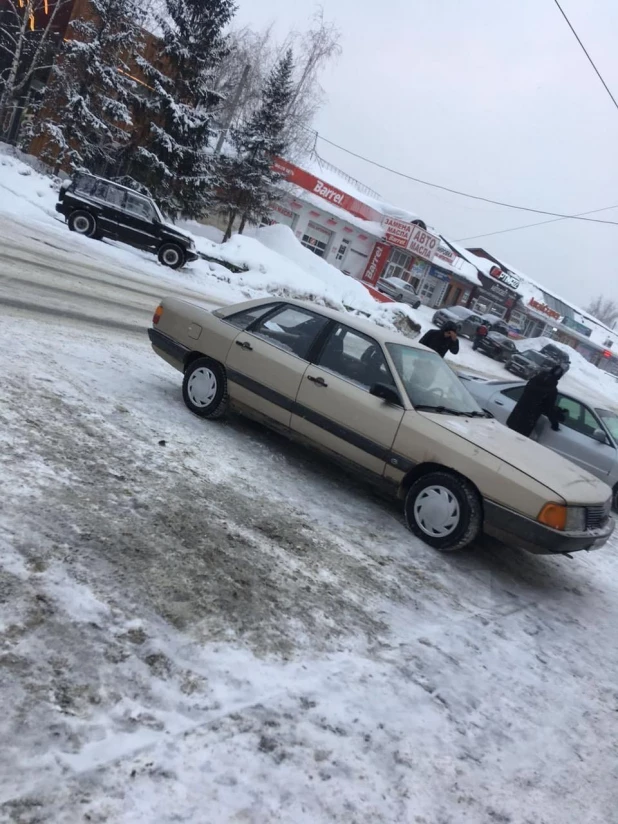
[265,155,479,307]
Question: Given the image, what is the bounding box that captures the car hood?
[422,414,611,506]
[161,223,194,244]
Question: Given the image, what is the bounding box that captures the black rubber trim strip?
[227,367,413,470]
[148,328,191,362]
[227,368,295,412]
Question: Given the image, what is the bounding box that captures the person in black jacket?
[419,322,460,359]
[506,364,565,437]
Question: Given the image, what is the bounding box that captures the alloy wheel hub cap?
[188,368,217,407]
[414,486,460,537]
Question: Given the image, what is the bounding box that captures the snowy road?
[2,215,618,823]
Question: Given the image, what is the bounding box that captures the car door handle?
[495,401,504,406]
[307,375,328,387]
[235,340,253,351]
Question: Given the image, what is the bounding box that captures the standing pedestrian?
[472,322,489,351]
[506,364,565,437]
[420,322,460,359]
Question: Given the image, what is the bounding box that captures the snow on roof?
[285,183,384,239]
[300,154,424,224]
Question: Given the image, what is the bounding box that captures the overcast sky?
[233,0,618,310]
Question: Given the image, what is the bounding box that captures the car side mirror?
[370,382,403,406]
[593,428,608,444]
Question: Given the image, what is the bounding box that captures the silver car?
[462,376,618,509]
[376,276,421,309]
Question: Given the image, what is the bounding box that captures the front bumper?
[507,361,531,376]
[185,248,199,262]
[484,500,615,555]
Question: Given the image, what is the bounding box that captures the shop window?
[384,249,415,283]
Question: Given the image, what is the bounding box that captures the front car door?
[535,393,616,480]
[225,304,330,429]
[292,323,405,476]
[118,191,160,249]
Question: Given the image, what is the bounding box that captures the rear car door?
[535,394,616,479]
[117,192,160,249]
[225,304,330,428]
[291,324,405,476]
[482,384,523,423]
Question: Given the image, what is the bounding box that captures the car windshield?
[387,344,485,416]
[149,198,164,223]
[598,409,618,441]
[522,350,546,364]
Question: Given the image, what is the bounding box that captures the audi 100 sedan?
[148,297,614,555]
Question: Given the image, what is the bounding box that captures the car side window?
[502,386,525,402]
[73,175,97,196]
[125,193,155,221]
[105,186,125,208]
[252,306,329,359]
[318,324,393,390]
[557,395,601,438]
[225,303,280,330]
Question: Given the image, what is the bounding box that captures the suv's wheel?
[68,210,97,238]
[158,243,185,269]
[182,357,229,419]
[404,471,482,551]
[612,484,618,513]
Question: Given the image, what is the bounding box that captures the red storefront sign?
[362,242,390,285]
[383,217,412,248]
[271,157,383,223]
[529,297,561,321]
[408,225,439,261]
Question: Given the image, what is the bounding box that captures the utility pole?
[214,63,250,155]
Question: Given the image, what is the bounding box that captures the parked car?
[376,276,421,308]
[432,305,482,334]
[462,376,618,509]
[506,349,555,379]
[475,331,516,362]
[56,172,198,269]
[148,296,613,555]
[541,343,571,374]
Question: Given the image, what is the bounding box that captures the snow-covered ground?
[3,146,618,822]
[2,312,618,824]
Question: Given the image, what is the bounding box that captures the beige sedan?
[148,297,614,555]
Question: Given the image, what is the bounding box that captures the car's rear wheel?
[68,210,97,238]
[612,484,618,513]
[404,471,482,551]
[158,243,185,269]
[182,357,229,419]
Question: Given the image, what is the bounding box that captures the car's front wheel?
[404,471,482,551]
[158,243,185,269]
[182,357,229,419]
[68,210,97,238]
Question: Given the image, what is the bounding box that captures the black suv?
[56,173,198,269]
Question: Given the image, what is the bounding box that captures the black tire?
[68,210,97,238]
[158,243,185,269]
[413,300,421,309]
[182,357,229,419]
[612,485,618,513]
[396,293,405,301]
[404,471,482,551]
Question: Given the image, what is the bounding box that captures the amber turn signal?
[153,305,163,325]
[537,503,567,531]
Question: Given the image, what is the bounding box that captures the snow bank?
[193,224,423,337]
[0,149,60,222]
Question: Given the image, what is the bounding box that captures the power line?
[456,204,618,241]
[552,0,618,113]
[310,131,618,226]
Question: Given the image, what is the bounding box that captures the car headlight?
[538,504,586,532]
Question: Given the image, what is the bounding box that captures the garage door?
[301,222,333,258]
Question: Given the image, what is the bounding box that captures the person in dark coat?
[472,323,489,351]
[506,364,564,437]
[420,322,460,359]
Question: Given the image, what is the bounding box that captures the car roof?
[218,297,427,349]
[74,171,151,198]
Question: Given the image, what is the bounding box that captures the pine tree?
[119,0,236,220]
[218,48,294,240]
[32,0,145,175]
